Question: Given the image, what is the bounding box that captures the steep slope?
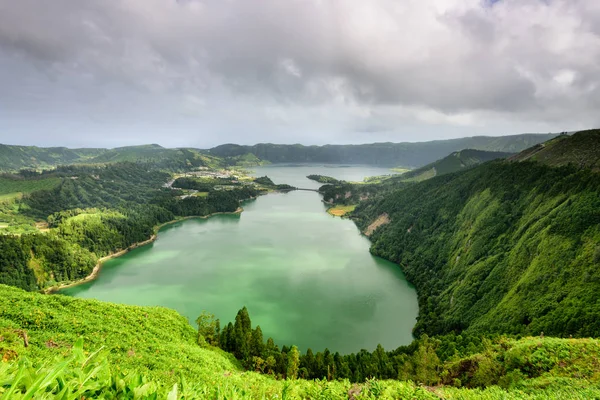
[400,149,513,182]
[350,130,600,338]
[510,129,600,171]
[209,133,557,167]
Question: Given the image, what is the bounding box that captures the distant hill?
[0,144,223,172]
[0,144,104,171]
[0,132,558,171]
[510,129,600,171]
[208,133,558,168]
[399,149,513,182]
[84,145,223,170]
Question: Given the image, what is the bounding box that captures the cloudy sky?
[0,0,598,148]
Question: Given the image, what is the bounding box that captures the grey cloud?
[0,0,598,147]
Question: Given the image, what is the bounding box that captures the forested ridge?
[330,131,600,339]
[208,133,556,167]
[0,143,248,172]
[398,149,513,182]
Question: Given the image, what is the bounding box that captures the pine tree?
[251,325,265,358]
[304,348,316,378]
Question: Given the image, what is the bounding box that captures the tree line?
[197,307,487,385]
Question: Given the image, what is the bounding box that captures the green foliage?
[352,159,600,338]
[174,176,234,191]
[0,175,62,201]
[307,175,342,184]
[196,311,220,347]
[253,176,275,186]
[0,285,445,399]
[0,145,104,172]
[2,287,598,398]
[287,346,300,380]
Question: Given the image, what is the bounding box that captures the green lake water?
[62,165,418,354]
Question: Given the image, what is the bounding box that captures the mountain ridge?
[0,132,558,171]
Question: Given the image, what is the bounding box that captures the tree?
[251,325,265,358]
[413,335,441,385]
[195,311,219,347]
[287,345,300,379]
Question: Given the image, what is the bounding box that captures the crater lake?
[62,165,418,354]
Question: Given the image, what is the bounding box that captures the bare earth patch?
[327,205,356,217]
[364,213,390,236]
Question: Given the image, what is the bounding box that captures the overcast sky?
[0,0,598,148]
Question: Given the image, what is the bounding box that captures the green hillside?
[336,130,600,338]
[0,145,104,172]
[510,129,600,171]
[208,133,557,167]
[316,149,510,206]
[1,284,599,399]
[0,175,63,202]
[85,145,224,170]
[0,144,225,172]
[399,149,513,182]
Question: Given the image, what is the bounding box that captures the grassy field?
[0,176,62,201]
[327,205,356,217]
[193,191,209,197]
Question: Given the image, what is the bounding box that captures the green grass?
[1,285,600,398]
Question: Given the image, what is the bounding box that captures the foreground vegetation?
[2,285,600,399]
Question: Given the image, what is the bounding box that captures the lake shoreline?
[43,207,244,294]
